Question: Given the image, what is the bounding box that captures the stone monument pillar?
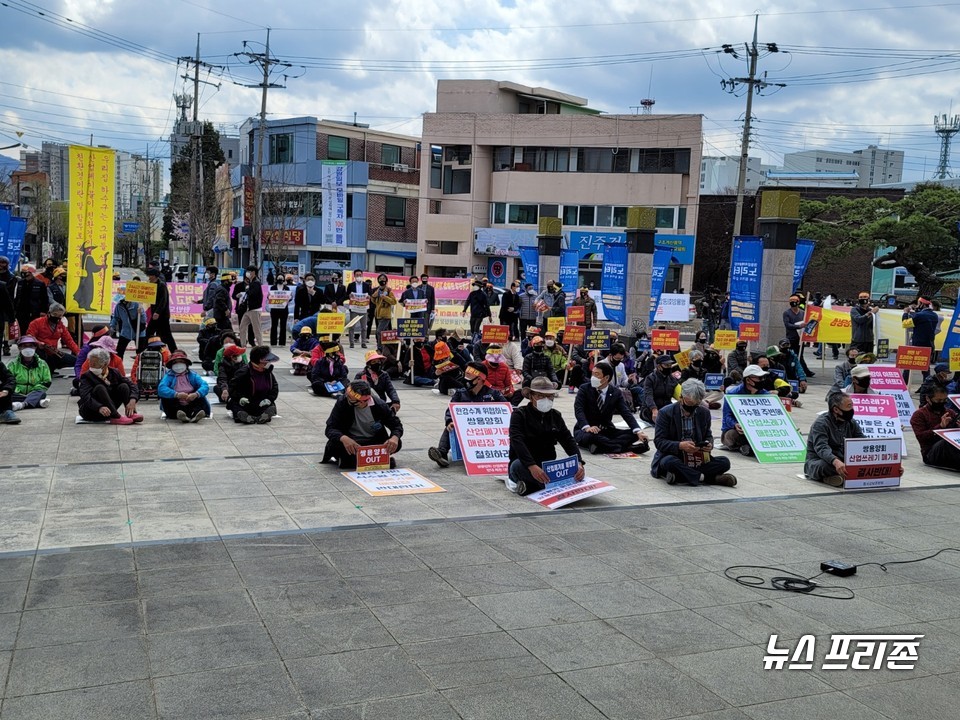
[756,190,800,347]
[537,217,562,290]
[625,207,657,337]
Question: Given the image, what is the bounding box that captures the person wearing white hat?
[842,364,877,395]
[721,364,770,456]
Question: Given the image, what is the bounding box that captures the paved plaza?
[1,334,959,718]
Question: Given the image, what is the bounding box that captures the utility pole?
[720,15,784,238]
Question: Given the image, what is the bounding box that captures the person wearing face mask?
[831,346,860,395]
[651,379,736,487]
[371,273,398,344]
[26,302,79,374]
[522,336,559,388]
[294,273,323,321]
[323,272,348,311]
[201,265,220,317]
[0,255,15,357]
[544,332,567,376]
[483,344,521,404]
[237,266,264,347]
[215,344,246,406]
[506,376,584,495]
[400,275,428,317]
[158,351,211,423]
[196,318,222,373]
[321,380,403,469]
[0,356,21,424]
[268,274,292,347]
[310,342,350,397]
[8,336,51,410]
[776,339,807,393]
[842,364,877,395]
[726,340,751,378]
[38,258,57,286]
[518,283,539,336]
[805,391,866,487]
[346,269,372,349]
[692,332,709,356]
[463,278,492,336]
[417,274,437,329]
[640,355,680,424]
[499,281,522,340]
[402,339,438,388]
[428,362,507,468]
[918,363,958,407]
[721,364,770,456]
[77,348,142,424]
[850,291,879,354]
[14,264,47,336]
[574,361,649,455]
[213,330,244,376]
[911,386,960,469]
[229,346,280,424]
[356,350,401,412]
[783,295,806,354]
[572,287,598,330]
[46,267,67,310]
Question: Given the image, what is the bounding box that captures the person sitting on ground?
[228,346,279,424]
[158,351,211,422]
[911,385,960,469]
[843,364,877,395]
[289,326,318,376]
[545,332,567,377]
[356,350,401,413]
[27,302,79,374]
[919,363,956,406]
[574,361,649,455]
[79,335,126,377]
[483,344,520,404]
[74,324,110,380]
[651,378,737,487]
[402,338,438,387]
[213,330,245,375]
[721,364,770,456]
[640,354,680,423]
[0,358,22,424]
[831,346,859,395]
[726,340,751,378]
[197,318,221,373]
[321,380,403,469]
[77,348,143,425]
[310,342,349,397]
[428,361,507,468]
[522,336,559,387]
[215,344,246,405]
[775,338,807,393]
[506,375,584,496]
[431,330,463,396]
[755,355,802,407]
[9,336,51,411]
[804,391,866,487]
[520,326,540,357]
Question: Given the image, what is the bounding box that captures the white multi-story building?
[781,145,903,187]
[699,156,766,194]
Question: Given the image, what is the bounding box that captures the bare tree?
[258,172,310,276]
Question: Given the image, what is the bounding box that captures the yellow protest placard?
[547,316,565,335]
[315,312,345,335]
[949,347,960,372]
[66,145,115,314]
[713,330,738,351]
[673,350,691,370]
[124,280,157,305]
[817,308,853,345]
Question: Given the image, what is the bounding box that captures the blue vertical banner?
[518,246,540,291]
[792,238,815,292]
[648,246,672,325]
[941,293,960,355]
[0,206,10,258]
[558,248,579,305]
[729,236,764,330]
[5,218,26,263]
[600,242,627,325]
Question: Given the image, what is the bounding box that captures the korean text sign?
[651,329,680,351]
[725,394,806,463]
[449,402,512,476]
[729,236,763,330]
[843,438,902,489]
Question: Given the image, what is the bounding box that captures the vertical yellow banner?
[66,145,115,314]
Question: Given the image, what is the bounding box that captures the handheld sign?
[379,330,400,344]
[566,305,586,324]
[324,381,345,395]
[705,373,724,390]
[843,438,902,490]
[526,456,615,510]
[449,402,512,476]
[738,323,761,343]
[934,428,960,452]
[712,330,738,351]
[542,455,579,487]
[725,394,807,463]
[877,339,890,360]
[481,325,510,345]
[949,348,960,372]
[896,345,932,372]
[584,329,610,351]
[396,316,427,340]
[546,316,566,335]
[849,394,907,457]
[268,290,292,308]
[673,350,691,370]
[124,280,157,305]
[404,298,428,314]
[563,325,586,345]
[316,312,346,335]
[356,444,391,473]
[863,365,914,426]
[651,329,680,351]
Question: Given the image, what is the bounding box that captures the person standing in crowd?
[419,273,436,330]
[783,295,806,354]
[910,297,939,379]
[651,379,736,487]
[46,267,67,310]
[499,281,522,340]
[518,282,539,337]
[0,357,22,424]
[158,351,211,423]
[911,385,960,470]
[144,267,177,351]
[77,348,142,425]
[294,273,324,321]
[721,364,769,456]
[201,265,220,317]
[111,291,147,359]
[572,286,598,330]
[0,255,16,356]
[574,361,649,455]
[14,264,46,340]
[321,380,403,469]
[26,302,78,374]
[346,269,371,350]
[463,278,492,336]
[850,291,878,354]
[228,346,279,424]
[37,258,57,286]
[8,336,51,411]
[428,361,506,468]
[400,275,429,319]
[323,271,347,311]
[269,273,292,347]
[238,266,264,347]
[805,391,865,487]
[505,376,584,496]
[371,273,397,341]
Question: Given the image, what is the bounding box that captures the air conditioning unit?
[392,163,410,172]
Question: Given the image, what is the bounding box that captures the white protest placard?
[342,468,446,497]
[843,437,902,490]
[725,394,806,463]
[267,289,292,308]
[449,402,512,476]
[934,428,960,452]
[654,293,690,322]
[404,298,428,314]
[949,394,960,412]
[877,390,916,427]
[850,394,907,457]
[527,477,615,509]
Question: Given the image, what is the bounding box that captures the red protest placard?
[895,345,932,371]
[481,324,510,345]
[651,329,680,351]
[379,330,399,344]
[738,323,761,342]
[566,306,585,323]
[563,324,586,345]
[356,444,391,473]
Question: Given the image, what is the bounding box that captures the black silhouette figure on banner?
[73,245,109,311]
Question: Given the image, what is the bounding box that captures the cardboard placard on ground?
[526,477,615,510]
[449,402,512,476]
[725,394,806,463]
[934,428,960,451]
[342,468,446,496]
[481,325,510,345]
[877,389,916,426]
[124,280,157,305]
[843,437,902,490]
[566,306,586,323]
[356,444,391,472]
[712,330,738,351]
[563,325,586,345]
[738,323,761,342]
[651,329,680,351]
[850,394,907,457]
[315,313,346,335]
[896,345,932,371]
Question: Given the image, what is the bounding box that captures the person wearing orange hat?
[157,351,210,422]
[355,349,400,412]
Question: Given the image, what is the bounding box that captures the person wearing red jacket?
[910,386,960,469]
[483,344,521,404]
[26,302,79,373]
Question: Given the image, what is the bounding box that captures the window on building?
[430,200,442,215]
[596,206,612,227]
[612,206,629,226]
[430,145,442,188]
[381,144,401,167]
[539,204,559,219]
[269,133,293,164]
[443,167,471,194]
[612,150,630,173]
[492,202,506,224]
[508,204,538,224]
[579,148,613,173]
[494,146,513,170]
[578,206,595,226]
[677,207,687,230]
[444,145,472,165]
[328,135,349,160]
[655,207,675,229]
[232,196,241,220]
[384,196,406,227]
[563,205,579,225]
[346,193,354,218]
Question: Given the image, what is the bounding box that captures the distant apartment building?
[417,80,702,291]
[699,156,767,195]
[781,145,903,187]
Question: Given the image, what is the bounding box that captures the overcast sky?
[3,0,960,181]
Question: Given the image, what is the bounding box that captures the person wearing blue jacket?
[110,296,147,359]
[910,298,940,379]
[158,351,211,422]
[721,364,770,456]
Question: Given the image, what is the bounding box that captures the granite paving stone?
[0,680,157,720]
[371,597,499,643]
[262,607,396,658]
[510,619,652,672]
[147,622,280,677]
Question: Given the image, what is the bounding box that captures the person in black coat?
[211,274,233,331]
[310,342,349,397]
[0,358,21,423]
[238,266,264,347]
[321,380,403,469]
[355,350,400,412]
[228,346,279,424]
[323,271,348,309]
[462,280,491,336]
[499,281,522,340]
[574,361,649,455]
[215,344,246,404]
[77,348,142,424]
[428,361,507,467]
[419,272,437,329]
[144,268,177,351]
[294,274,324,321]
[521,336,559,388]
